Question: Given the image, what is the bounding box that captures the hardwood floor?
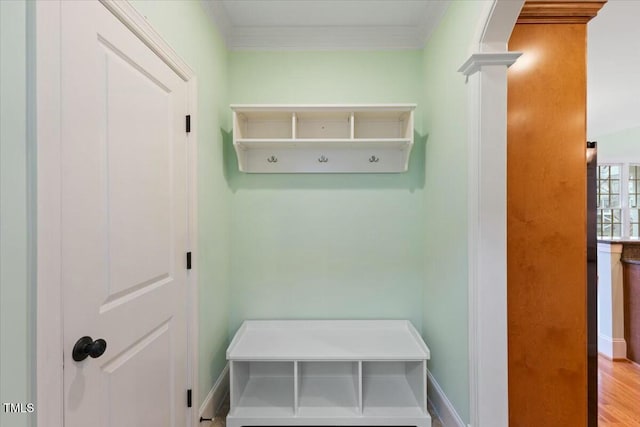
[599,356,640,426]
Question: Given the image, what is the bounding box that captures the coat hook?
[318,155,329,163]
[267,155,278,163]
[369,155,380,163]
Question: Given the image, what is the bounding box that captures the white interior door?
[60,2,189,426]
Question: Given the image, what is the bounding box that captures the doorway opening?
[588,1,640,425]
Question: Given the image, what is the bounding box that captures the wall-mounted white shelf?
[231,105,416,173]
[226,320,431,427]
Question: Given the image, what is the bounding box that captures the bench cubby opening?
[296,361,360,417]
[231,361,295,418]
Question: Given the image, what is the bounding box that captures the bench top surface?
[227,320,430,361]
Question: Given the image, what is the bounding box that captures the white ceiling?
[201,0,451,50]
[588,0,640,139]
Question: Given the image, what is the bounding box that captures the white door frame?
[459,1,523,426]
[35,1,199,426]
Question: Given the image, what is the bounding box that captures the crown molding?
[227,26,424,51]
[417,0,451,47]
[200,0,450,51]
[200,0,232,45]
[458,52,522,77]
[517,1,606,24]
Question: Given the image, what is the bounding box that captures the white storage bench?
[226,320,431,427]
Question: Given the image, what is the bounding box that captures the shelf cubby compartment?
[354,110,413,140]
[231,361,294,418]
[295,111,352,139]
[362,360,427,418]
[231,105,416,173]
[296,361,360,417]
[234,111,293,139]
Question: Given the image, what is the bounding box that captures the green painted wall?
[0,1,488,421]
[227,51,427,335]
[131,1,231,406]
[421,1,487,423]
[0,1,34,426]
[596,126,640,163]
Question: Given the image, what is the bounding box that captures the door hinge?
[186,115,191,133]
[187,389,192,408]
[186,252,192,270]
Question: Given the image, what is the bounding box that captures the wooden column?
[507,1,604,426]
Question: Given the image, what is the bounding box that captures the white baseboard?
[199,364,230,421]
[598,334,627,360]
[428,370,465,427]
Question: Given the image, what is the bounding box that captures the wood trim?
[427,370,465,427]
[465,65,512,427]
[36,1,64,425]
[458,52,522,77]
[198,364,230,421]
[463,2,524,426]
[517,1,606,24]
[98,0,194,80]
[186,75,199,427]
[598,334,627,360]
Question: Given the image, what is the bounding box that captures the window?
[597,163,640,239]
[630,165,640,238]
[597,164,622,238]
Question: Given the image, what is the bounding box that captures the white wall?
[588,0,640,139]
[596,126,640,164]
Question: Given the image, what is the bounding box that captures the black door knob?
[72,336,107,362]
